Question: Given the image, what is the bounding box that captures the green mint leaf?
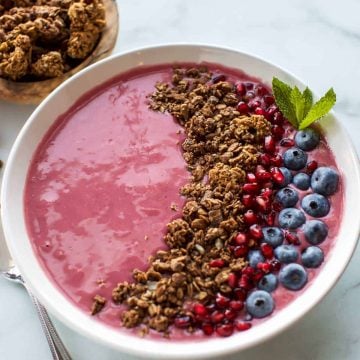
[299,88,336,130]
[272,77,298,128]
[290,86,305,123]
[302,87,313,117]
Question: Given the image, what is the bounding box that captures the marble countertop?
[1,0,360,359]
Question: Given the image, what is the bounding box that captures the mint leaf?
[302,87,313,117]
[290,86,305,123]
[272,77,297,128]
[299,88,336,130]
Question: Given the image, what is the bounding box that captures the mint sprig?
[272,77,336,130]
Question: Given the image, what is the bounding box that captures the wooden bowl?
[0,0,119,105]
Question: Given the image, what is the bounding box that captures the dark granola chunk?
[91,294,106,315]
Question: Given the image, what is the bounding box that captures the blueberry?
[278,208,306,229]
[301,193,330,217]
[279,167,292,187]
[258,273,278,293]
[279,263,308,291]
[262,227,284,248]
[311,167,339,196]
[275,187,299,208]
[283,147,308,171]
[301,246,324,268]
[274,245,299,264]
[293,173,310,190]
[294,129,320,151]
[246,290,275,318]
[248,250,265,268]
[303,220,328,245]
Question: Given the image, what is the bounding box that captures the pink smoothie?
[24,63,343,340]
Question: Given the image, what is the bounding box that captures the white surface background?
[1,0,360,359]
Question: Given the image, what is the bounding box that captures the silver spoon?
[0,223,72,360]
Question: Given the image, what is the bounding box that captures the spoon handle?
[25,284,72,360]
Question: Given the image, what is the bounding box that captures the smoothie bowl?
[2,44,360,359]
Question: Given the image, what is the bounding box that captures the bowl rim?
[2,43,360,359]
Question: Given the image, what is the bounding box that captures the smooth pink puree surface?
[25,63,343,340]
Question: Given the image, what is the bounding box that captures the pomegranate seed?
[207,303,216,313]
[263,95,275,106]
[249,224,263,239]
[272,201,283,212]
[244,82,254,90]
[234,232,248,245]
[212,74,226,83]
[255,107,266,116]
[261,188,273,198]
[233,287,247,301]
[238,274,252,290]
[306,160,318,174]
[236,82,246,96]
[270,259,281,272]
[255,85,269,96]
[272,125,285,140]
[270,154,283,167]
[234,244,249,258]
[280,138,295,147]
[228,273,238,288]
[174,316,192,328]
[242,194,255,208]
[252,269,264,281]
[209,259,225,268]
[225,308,237,321]
[202,323,214,335]
[264,211,276,226]
[256,195,271,213]
[235,321,252,331]
[243,210,258,225]
[242,267,255,277]
[237,101,249,114]
[230,300,244,311]
[271,167,285,185]
[216,323,234,337]
[285,231,300,245]
[257,262,271,273]
[193,303,207,317]
[264,135,276,153]
[246,172,257,183]
[260,153,271,166]
[211,311,225,324]
[248,100,261,110]
[215,293,230,308]
[265,104,278,121]
[260,243,274,259]
[273,111,284,125]
[243,183,259,194]
[255,169,272,182]
[244,91,255,101]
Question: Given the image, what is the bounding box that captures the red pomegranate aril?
[264,211,276,226]
[202,323,214,336]
[246,172,257,183]
[272,111,284,125]
[244,82,254,90]
[285,231,300,245]
[271,167,285,184]
[228,273,238,288]
[255,169,272,182]
[242,267,255,277]
[261,188,273,198]
[216,293,231,308]
[244,90,255,101]
[193,303,208,317]
[216,323,234,337]
[209,259,225,268]
[233,287,247,301]
[260,153,271,166]
[236,82,246,96]
[306,160,318,174]
[270,259,281,272]
[263,94,275,106]
[244,210,258,225]
[272,125,285,140]
[230,300,244,311]
[255,85,269,96]
[265,104,278,121]
[234,244,249,258]
[252,269,264,281]
[261,243,274,259]
[254,107,266,116]
[238,274,252,290]
[257,262,271,273]
[280,138,295,147]
[234,232,248,245]
[235,321,252,331]
[270,154,283,167]
[243,183,259,194]
[236,101,249,114]
[225,308,237,321]
[248,100,261,110]
[256,195,271,213]
[264,135,276,153]
[242,194,255,209]
[174,315,192,328]
[211,311,225,324]
[212,74,226,83]
[272,201,283,212]
[250,224,263,240]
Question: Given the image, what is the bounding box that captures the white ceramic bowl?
[2,44,360,359]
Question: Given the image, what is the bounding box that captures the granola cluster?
[93,67,271,335]
[0,0,105,80]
